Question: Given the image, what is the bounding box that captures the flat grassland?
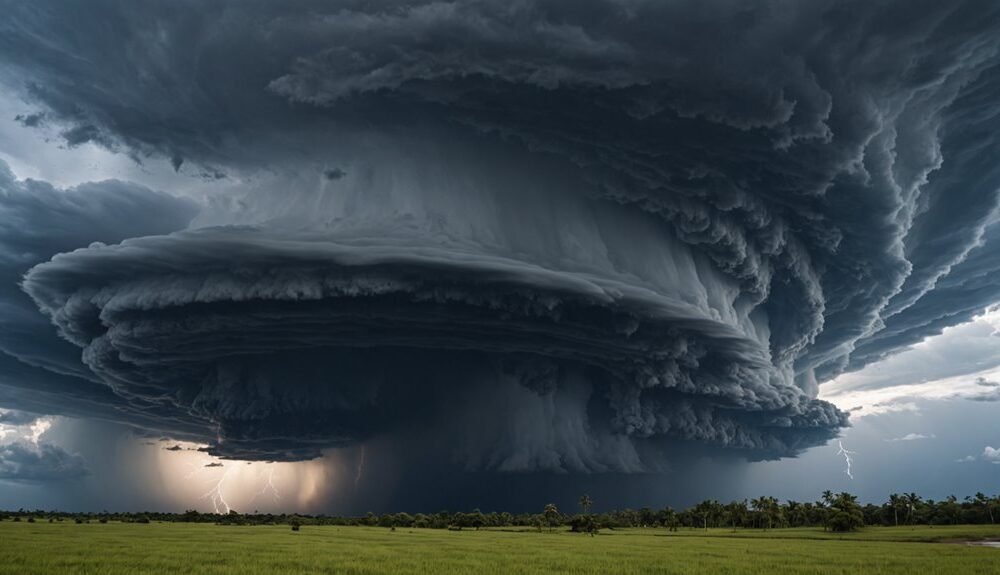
[1,522,998,574]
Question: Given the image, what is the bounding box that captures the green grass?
[0,522,997,574]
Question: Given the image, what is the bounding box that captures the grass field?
[1,522,998,574]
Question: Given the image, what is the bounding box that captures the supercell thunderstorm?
[2,0,1000,494]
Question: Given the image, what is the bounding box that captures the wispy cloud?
[886,433,935,442]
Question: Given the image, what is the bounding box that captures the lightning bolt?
[354,445,366,489]
[201,465,235,514]
[837,440,856,479]
[262,466,280,500]
[158,442,286,512]
[248,465,281,505]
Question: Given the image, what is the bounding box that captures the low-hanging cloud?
[0,442,89,482]
[0,0,998,479]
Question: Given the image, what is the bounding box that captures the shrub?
[27,516,35,523]
[570,514,599,536]
[134,515,150,524]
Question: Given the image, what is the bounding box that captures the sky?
[0,0,997,514]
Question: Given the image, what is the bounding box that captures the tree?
[658,507,679,531]
[826,492,864,532]
[570,514,599,536]
[888,494,902,527]
[764,497,783,529]
[691,500,723,530]
[750,497,768,529]
[785,500,807,527]
[941,495,961,525]
[542,503,561,531]
[579,494,592,515]
[821,490,834,507]
[467,509,486,530]
[905,493,922,525]
[974,492,994,524]
[725,500,748,530]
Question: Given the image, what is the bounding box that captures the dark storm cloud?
[23,225,846,465]
[13,113,43,128]
[0,442,88,482]
[0,0,999,471]
[0,159,209,438]
[837,199,1000,374]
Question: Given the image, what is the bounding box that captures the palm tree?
[905,493,922,525]
[579,494,593,515]
[658,507,679,531]
[725,500,748,531]
[765,497,782,529]
[888,494,901,526]
[750,497,768,530]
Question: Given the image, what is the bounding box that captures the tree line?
[2,490,997,533]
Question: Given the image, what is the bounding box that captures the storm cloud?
[0,0,999,483]
[0,442,89,482]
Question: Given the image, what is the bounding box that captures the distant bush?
[99,517,109,524]
[75,518,84,524]
[135,515,150,524]
[27,516,35,523]
[12,516,20,522]
[570,514,599,536]
[289,517,302,532]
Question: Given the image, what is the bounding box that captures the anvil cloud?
[1,0,1000,480]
